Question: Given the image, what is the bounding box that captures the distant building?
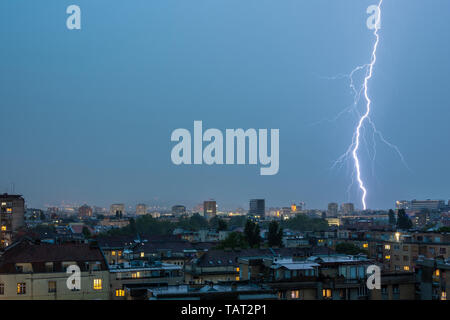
[172,205,186,215]
[327,203,338,217]
[410,200,445,212]
[78,204,93,218]
[341,203,355,215]
[203,201,216,218]
[249,199,265,218]
[0,194,25,249]
[136,204,147,216]
[110,204,125,216]
[395,200,411,210]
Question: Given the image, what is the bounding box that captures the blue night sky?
[1,0,449,210]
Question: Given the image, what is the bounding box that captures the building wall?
[0,271,109,300]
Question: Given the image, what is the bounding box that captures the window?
[48,281,56,293]
[17,283,26,295]
[0,283,4,295]
[116,289,125,297]
[322,289,332,299]
[6,208,12,213]
[93,279,102,290]
[404,266,410,271]
[385,255,390,260]
[393,285,400,294]
[385,245,390,250]
[403,256,409,261]
[235,276,240,281]
[291,290,300,299]
[45,262,54,272]
[111,251,116,256]
[441,291,447,301]
[132,272,140,279]
[140,252,144,258]
[1,226,6,231]
[363,243,368,248]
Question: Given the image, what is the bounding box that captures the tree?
[209,216,228,231]
[282,214,329,232]
[335,242,367,255]
[82,226,91,238]
[388,209,396,225]
[396,209,413,230]
[215,232,248,249]
[267,221,283,247]
[244,219,261,248]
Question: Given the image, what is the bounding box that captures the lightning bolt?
[324,0,409,210]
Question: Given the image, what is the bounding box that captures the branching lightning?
[321,0,409,210]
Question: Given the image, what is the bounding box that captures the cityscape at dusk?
[0,0,449,313]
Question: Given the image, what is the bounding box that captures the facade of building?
[172,205,186,215]
[0,194,25,249]
[136,204,147,216]
[327,203,338,217]
[249,199,265,219]
[203,201,216,218]
[0,241,109,299]
[110,204,125,216]
[341,203,355,215]
[78,204,93,218]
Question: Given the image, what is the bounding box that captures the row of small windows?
[0,279,103,295]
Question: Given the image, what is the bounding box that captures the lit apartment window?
[441,291,447,301]
[17,283,26,295]
[363,243,368,248]
[322,289,332,299]
[1,226,6,231]
[236,267,240,272]
[6,208,12,213]
[140,252,144,258]
[93,279,102,290]
[48,281,56,293]
[0,283,4,295]
[116,289,125,297]
[291,290,300,299]
[434,269,440,277]
[385,255,391,260]
[385,245,391,250]
[235,276,240,281]
[132,272,141,279]
[118,251,122,256]
[403,266,410,271]
[111,251,116,256]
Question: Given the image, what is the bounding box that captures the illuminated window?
[6,208,12,213]
[116,289,125,297]
[48,281,56,293]
[363,243,368,248]
[385,255,391,260]
[1,226,6,231]
[93,279,102,290]
[235,276,240,281]
[140,252,144,258]
[1,202,6,206]
[17,283,26,295]
[236,267,240,272]
[291,290,300,299]
[403,266,410,271]
[132,272,141,278]
[385,245,391,250]
[435,269,440,277]
[441,291,447,301]
[322,289,332,298]
[118,251,122,256]
[111,251,116,256]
